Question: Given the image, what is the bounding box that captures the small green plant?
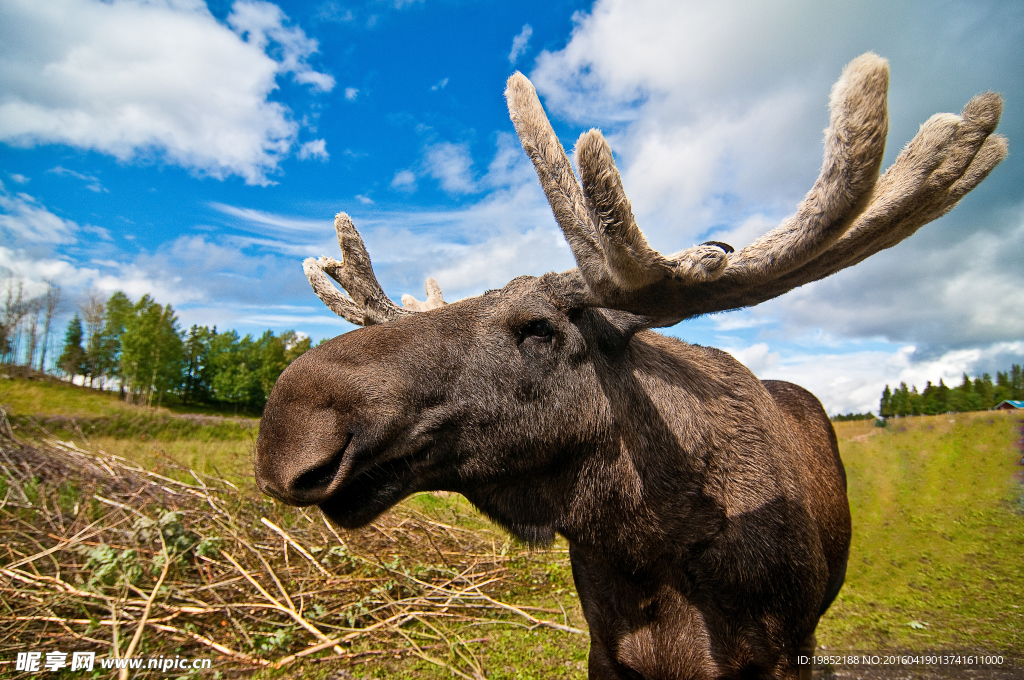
[195,536,222,559]
[323,544,352,568]
[130,510,200,555]
[254,627,293,653]
[342,597,372,627]
[81,544,143,588]
[55,480,81,514]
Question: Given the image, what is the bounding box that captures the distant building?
[995,400,1024,410]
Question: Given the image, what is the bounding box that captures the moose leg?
[798,632,817,680]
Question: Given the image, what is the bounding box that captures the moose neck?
[462,329,792,574]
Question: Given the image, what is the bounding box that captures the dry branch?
[0,412,585,676]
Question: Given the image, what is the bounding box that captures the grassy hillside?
[0,373,259,481]
[819,411,1023,651]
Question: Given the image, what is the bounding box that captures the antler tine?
[720,53,890,284]
[304,213,412,326]
[505,73,604,294]
[401,277,447,312]
[506,72,731,306]
[698,92,1007,313]
[574,130,731,292]
[825,93,1005,261]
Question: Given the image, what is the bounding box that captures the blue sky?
[1,0,1022,414]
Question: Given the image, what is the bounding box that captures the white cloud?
[428,226,568,295]
[424,141,477,195]
[297,139,329,161]
[48,165,107,193]
[508,24,533,65]
[761,213,1024,347]
[227,1,335,92]
[391,169,417,192]
[209,202,330,234]
[0,0,333,185]
[345,87,359,101]
[8,174,29,184]
[431,78,449,91]
[0,189,77,245]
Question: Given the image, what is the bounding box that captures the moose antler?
[507,53,1007,326]
[303,213,446,326]
[309,53,1004,330]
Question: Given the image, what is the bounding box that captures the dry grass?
[0,410,585,678]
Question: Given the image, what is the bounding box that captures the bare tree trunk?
[39,282,60,373]
[25,305,41,369]
[1,276,26,366]
[82,293,104,388]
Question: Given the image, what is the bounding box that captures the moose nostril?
[289,447,347,503]
[260,482,285,502]
[292,458,342,497]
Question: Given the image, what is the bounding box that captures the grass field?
[0,375,1021,678]
[819,413,1024,652]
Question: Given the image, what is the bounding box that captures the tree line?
[56,291,311,413]
[879,364,1023,417]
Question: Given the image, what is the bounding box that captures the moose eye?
[521,319,554,340]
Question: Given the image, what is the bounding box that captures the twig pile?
[0,411,583,678]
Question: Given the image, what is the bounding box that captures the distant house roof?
[995,400,1024,410]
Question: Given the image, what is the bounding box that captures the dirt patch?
[815,665,1021,679]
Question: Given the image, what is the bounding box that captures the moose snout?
[255,404,354,506]
[255,351,364,506]
[256,430,355,507]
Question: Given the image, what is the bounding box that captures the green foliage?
[831,412,875,422]
[47,290,314,414]
[195,536,222,560]
[254,627,293,654]
[131,510,200,555]
[81,545,143,588]
[57,314,86,380]
[119,295,185,407]
[97,291,133,386]
[195,326,311,413]
[880,363,1024,416]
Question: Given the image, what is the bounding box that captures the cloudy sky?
[1,0,1022,415]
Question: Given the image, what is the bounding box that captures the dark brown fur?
[255,276,851,679]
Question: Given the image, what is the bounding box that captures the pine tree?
[879,385,893,418]
[58,314,86,382]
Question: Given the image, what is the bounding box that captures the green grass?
[0,374,257,444]
[818,411,1024,652]
[0,372,140,418]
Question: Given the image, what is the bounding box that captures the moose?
[255,53,1005,679]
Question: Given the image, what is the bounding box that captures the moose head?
[255,54,1005,678]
